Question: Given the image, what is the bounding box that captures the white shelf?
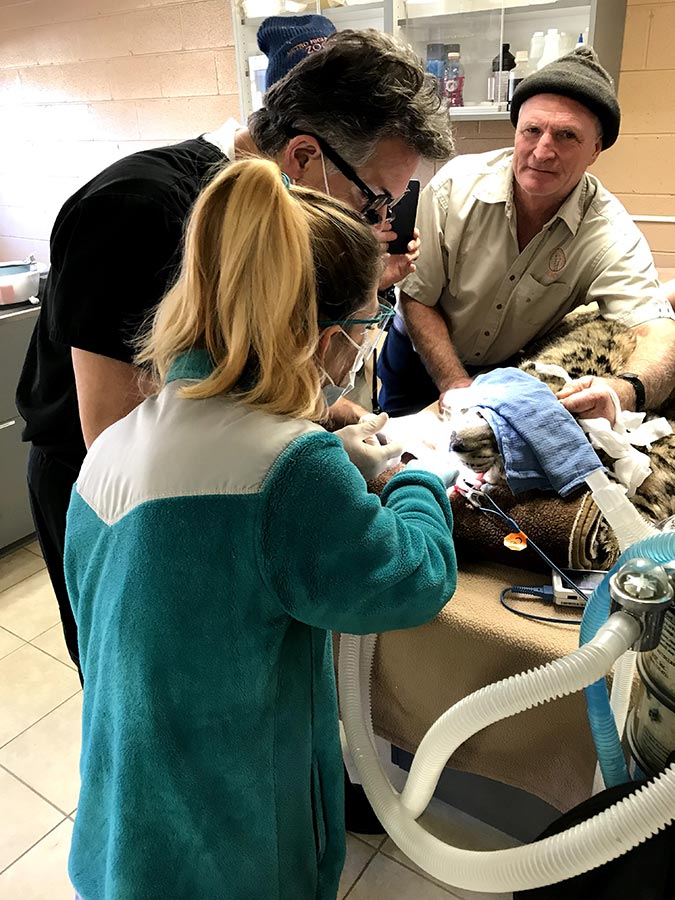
[447,105,511,118]
[398,0,591,22]
[241,1,384,27]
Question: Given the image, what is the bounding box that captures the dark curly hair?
[249,29,454,168]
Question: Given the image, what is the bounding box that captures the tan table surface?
[368,559,596,813]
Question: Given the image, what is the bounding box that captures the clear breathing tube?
[339,468,675,892]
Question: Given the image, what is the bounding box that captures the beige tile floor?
[0,542,513,899]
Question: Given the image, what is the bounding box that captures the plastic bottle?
[443,43,465,108]
[488,43,516,104]
[425,42,446,81]
[558,31,577,55]
[508,50,532,107]
[529,31,545,69]
[537,28,561,69]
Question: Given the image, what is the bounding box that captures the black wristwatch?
[617,373,646,412]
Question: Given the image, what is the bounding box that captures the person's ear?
[316,325,341,366]
[281,135,322,182]
[589,136,603,165]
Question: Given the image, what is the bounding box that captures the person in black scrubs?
[16,26,454,679]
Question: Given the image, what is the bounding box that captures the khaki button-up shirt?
[401,148,673,366]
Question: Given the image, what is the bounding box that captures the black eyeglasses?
[285,127,393,225]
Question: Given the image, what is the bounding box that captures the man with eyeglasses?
[16,27,454,684]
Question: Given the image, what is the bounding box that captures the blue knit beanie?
[257,15,336,90]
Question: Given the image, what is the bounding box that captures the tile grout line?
[0,623,70,653]
[0,560,47,597]
[0,641,28,665]
[0,687,82,750]
[342,844,379,899]
[23,543,43,559]
[0,761,73,819]
[376,845,463,897]
[27,638,78,672]
[348,832,386,851]
[0,814,70,877]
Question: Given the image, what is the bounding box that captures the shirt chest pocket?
[511,273,574,326]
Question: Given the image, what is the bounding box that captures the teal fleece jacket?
[64,350,457,900]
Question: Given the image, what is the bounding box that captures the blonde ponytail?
[137,158,381,420]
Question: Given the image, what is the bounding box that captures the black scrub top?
[16,136,226,468]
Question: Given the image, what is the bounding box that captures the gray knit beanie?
[510,47,621,149]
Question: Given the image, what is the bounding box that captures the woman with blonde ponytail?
[64,159,458,900]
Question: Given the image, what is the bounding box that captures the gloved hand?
[335,412,404,481]
[406,454,459,489]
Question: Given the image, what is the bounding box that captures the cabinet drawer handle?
[0,419,17,431]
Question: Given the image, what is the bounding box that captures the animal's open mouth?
[455,454,499,473]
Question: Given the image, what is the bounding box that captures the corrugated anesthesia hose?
[339,613,675,893]
[579,526,675,789]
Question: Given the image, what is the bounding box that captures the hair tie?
[280,172,291,188]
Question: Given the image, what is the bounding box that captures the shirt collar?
[202,119,241,161]
[473,152,517,221]
[548,175,588,236]
[474,154,589,235]
[166,349,214,384]
[473,153,513,207]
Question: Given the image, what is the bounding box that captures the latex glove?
[335,412,404,480]
[406,455,459,489]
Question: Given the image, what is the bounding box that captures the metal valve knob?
[609,558,674,651]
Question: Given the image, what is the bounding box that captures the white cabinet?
[0,307,38,551]
[230,0,626,122]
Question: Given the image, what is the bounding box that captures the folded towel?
[468,368,604,497]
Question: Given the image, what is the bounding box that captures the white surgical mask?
[320,151,330,196]
[321,361,358,407]
[319,305,394,407]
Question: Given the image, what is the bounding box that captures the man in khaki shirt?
[379,47,675,424]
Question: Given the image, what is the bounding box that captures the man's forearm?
[400,293,470,393]
[624,319,675,409]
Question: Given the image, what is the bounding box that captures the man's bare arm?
[626,318,675,408]
[72,348,154,449]
[400,292,472,395]
[559,318,675,422]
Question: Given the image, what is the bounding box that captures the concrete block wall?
[0,1,671,265]
[593,0,675,268]
[0,0,239,262]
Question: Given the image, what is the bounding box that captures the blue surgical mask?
[322,381,349,406]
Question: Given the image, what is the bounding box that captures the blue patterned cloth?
[471,367,604,496]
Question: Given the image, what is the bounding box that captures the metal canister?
[627,637,675,777]
[641,606,675,694]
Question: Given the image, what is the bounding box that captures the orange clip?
[503,531,528,551]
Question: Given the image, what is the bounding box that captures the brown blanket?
[368,468,617,573]
[450,485,617,572]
